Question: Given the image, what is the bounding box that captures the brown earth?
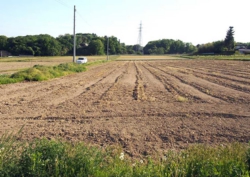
[0,60,250,157]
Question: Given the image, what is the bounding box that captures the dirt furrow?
[1,60,250,157]
[175,67,250,93]
[166,61,250,80]
[0,62,126,118]
[99,62,130,101]
[145,63,223,103]
[133,62,147,101]
[167,65,250,86]
[138,63,174,102]
[152,64,250,104]
[0,62,120,104]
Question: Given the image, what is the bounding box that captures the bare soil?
[0,60,250,157]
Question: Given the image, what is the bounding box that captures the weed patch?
[0,75,23,84]
[0,63,88,84]
[0,133,249,177]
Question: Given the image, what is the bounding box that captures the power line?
[53,0,71,9]
[53,0,92,31]
[76,11,92,29]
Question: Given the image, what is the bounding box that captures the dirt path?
[0,60,250,157]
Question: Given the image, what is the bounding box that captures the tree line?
[1,26,246,56]
[143,39,197,54]
[196,26,250,54]
[0,33,137,56]
[0,33,198,56]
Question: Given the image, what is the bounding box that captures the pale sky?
[0,0,249,46]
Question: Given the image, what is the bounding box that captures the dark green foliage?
[88,39,105,55]
[1,33,128,57]
[125,45,139,54]
[6,35,62,56]
[0,36,8,50]
[197,40,227,54]
[197,27,236,54]
[247,146,250,171]
[19,139,67,177]
[143,39,197,54]
[224,26,235,51]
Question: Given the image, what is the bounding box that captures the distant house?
[235,43,246,50]
[0,50,12,57]
[239,49,250,54]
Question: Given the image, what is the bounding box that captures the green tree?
[125,45,136,54]
[144,39,196,54]
[0,35,8,50]
[56,34,73,55]
[88,39,105,55]
[224,26,235,51]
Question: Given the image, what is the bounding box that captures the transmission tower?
[137,21,143,54]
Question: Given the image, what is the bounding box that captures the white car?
[76,57,88,64]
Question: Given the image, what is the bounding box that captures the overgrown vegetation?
[10,63,86,81]
[0,132,249,177]
[0,62,89,84]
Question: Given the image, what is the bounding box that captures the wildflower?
[119,152,124,160]
[132,163,136,167]
[140,160,143,164]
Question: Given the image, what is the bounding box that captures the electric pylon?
[137,21,143,54]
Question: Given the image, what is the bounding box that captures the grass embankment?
[0,133,249,177]
[0,60,108,85]
[180,54,250,61]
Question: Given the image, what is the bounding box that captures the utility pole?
[73,5,76,63]
[107,37,109,60]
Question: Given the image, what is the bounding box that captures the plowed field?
[0,60,250,157]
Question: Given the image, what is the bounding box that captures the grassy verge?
[0,63,86,84]
[0,133,249,177]
[0,59,110,85]
[179,54,250,61]
[0,55,119,62]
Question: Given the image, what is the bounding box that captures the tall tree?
[224,26,235,51]
[0,35,8,50]
[88,39,105,55]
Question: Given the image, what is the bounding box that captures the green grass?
[0,75,23,84]
[179,54,250,61]
[0,63,86,84]
[0,59,113,84]
[0,131,249,176]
